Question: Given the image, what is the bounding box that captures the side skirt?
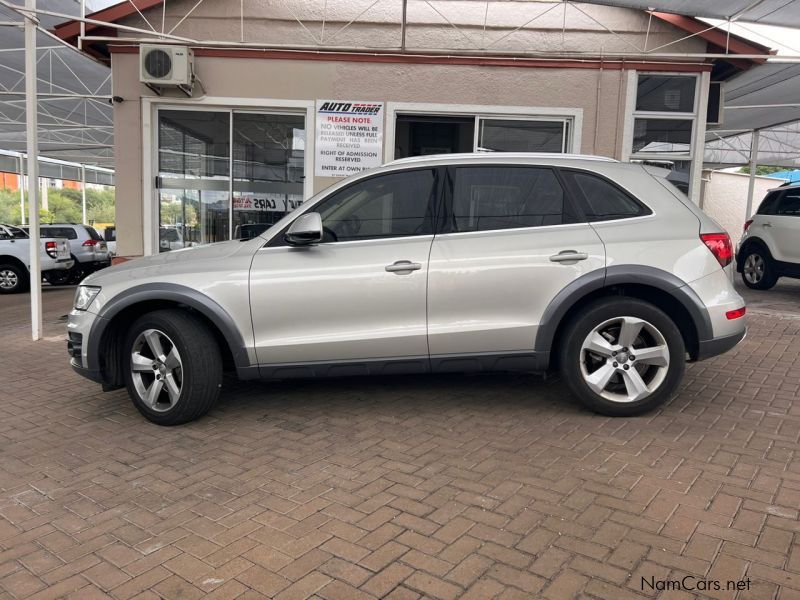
[255,351,549,380]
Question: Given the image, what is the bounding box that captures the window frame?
[629,73,700,162]
[267,166,445,247]
[438,164,582,235]
[559,167,653,223]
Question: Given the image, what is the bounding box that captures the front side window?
[564,171,649,222]
[776,190,800,216]
[449,166,569,232]
[314,169,437,243]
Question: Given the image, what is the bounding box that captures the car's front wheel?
[123,309,222,425]
[741,248,777,290]
[558,298,685,416]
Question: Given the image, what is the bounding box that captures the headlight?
[74,285,101,311]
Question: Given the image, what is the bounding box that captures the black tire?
[558,297,685,417]
[44,268,73,286]
[0,263,29,294]
[740,247,778,290]
[122,309,222,425]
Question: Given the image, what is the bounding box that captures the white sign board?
[315,100,384,177]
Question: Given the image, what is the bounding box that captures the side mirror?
[284,212,323,246]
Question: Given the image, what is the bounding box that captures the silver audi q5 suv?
[68,154,746,425]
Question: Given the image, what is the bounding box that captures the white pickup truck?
[0,224,74,294]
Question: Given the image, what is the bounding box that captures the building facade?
[55,1,765,259]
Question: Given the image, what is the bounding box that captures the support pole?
[18,155,25,226]
[25,0,42,341]
[745,130,760,219]
[81,164,87,224]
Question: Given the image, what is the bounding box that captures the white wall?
[700,170,784,246]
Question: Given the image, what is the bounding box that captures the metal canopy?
[0,0,113,168]
[705,62,800,167]
[582,0,800,28]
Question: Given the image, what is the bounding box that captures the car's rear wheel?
[0,263,28,294]
[741,248,777,290]
[44,268,73,286]
[558,298,685,417]
[123,309,222,425]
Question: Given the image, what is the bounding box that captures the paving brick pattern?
[1,284,799,599]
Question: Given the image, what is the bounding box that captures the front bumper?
[696,328,746,361]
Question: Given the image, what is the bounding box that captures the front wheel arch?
[94,296,242,387]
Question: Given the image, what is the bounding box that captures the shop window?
[636,75,696,113]
[394,115,474,159]
[632,118,693,155]
[478,119,567,153]
[450,166,569,232]
[156,108,306,251]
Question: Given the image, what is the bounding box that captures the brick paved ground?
[1,280,799,600]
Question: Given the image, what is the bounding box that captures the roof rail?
[388,152,618,165]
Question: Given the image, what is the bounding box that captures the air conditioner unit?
[140,45,194,87]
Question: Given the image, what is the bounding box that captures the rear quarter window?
[757,191,781,215]
[85,226,104,241]
[562,170,651,222]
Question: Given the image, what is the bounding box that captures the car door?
[767,189,800,263]
[427,164,605,364]
[250,167,440,372]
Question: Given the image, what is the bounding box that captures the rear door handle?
[763,222,773,228]
[385,260,422,273]
[549,250,589,263]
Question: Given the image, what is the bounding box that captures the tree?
[739,165,790,176]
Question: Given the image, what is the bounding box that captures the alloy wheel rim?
[579,316,670,404]
[0,269,18,290]
[130,328,183,412]
[743,254,764,284]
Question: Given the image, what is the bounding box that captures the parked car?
[68,154,746,425]
[737,183,800,290]
[0,224,73,294]
[23,224,111,285]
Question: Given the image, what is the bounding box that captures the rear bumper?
[695,328,746,361]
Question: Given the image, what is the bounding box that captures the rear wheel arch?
[537,267,709,367]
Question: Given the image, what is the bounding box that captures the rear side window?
[85,226,104,241]
[564,171,650,222]
[757,191,781,215]
[776,190,800,216]
[449,166,571,232]
[42,227,77,240]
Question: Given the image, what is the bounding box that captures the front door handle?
[385,260,422,273]
[550,250,589,263]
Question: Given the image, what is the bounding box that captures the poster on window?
[233,194,304,212]
[315,100,384,177]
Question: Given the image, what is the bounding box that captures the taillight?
[82,239,98,247]
[700,233,733,267]
[743,219,753,232]
[45,241,58,259]
[726,307,746,320]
